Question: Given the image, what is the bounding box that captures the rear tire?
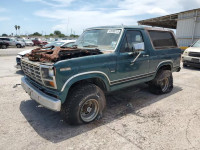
[183,63,187,67]
[61,83,106,125]
[16,44,21,48]
[149,70,173,94]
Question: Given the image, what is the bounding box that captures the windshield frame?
[191,39,200,48]
[75,28,124,51]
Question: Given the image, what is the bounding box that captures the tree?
[58,34,65,38]
[17,26,20,35]
[32,32,42,36]
[70,34,79,38]
[49,33,54,36]
[2,34,8,37]
[54,30,61,36]
[14,25,18,35]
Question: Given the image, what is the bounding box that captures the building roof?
[138,8,200,29]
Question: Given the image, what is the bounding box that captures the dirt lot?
[0,46,37,56]
[0,56,200,150]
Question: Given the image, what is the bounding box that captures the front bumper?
[26,43,33,46]
[21,77,61,111]
[182,55,200,67]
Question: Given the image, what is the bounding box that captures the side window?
[148,31,177,49]
[120,30,144,53]
[3,38,9,41]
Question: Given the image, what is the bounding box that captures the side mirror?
[188,44,191,47]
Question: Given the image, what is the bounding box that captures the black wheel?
[1,44,7,49]
[183,63,187,67]
[149,70,173,94]
[16,44,21,48]
[61,83,106,125]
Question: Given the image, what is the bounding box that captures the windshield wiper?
[83,44,98,48]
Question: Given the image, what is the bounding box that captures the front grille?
[189,52,200,57]
[21,59,43,84]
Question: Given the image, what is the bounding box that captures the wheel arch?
[156,61,173,73]
[60,72,110,103]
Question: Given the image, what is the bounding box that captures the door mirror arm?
[131,51,142,65]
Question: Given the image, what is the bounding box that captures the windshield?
[192,39,200,47]
[75,29,122,51]
[45,42,65,47]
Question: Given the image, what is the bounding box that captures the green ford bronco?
[21,25,181,125]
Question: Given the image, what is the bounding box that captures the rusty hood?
[26,46,103,63]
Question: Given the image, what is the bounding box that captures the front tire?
[61,83,106,125]
[149,70,173,94]
[1,44,7,49]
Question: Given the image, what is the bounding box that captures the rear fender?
[156,60,173,73]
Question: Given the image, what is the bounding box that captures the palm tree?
[14,25,18,35]
[17,26,20,36]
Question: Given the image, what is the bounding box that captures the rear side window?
[0,38,9,41]
[148,31,177,49]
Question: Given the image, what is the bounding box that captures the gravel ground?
[0,55,200,150]
[0,46,37,56]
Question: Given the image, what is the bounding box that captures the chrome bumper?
[21,77,61,111]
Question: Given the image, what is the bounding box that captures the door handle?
[143,54,149,57]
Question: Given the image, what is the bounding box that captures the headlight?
[49,69,54,77]
[41,67,54,80]
[183,50,188,56]
[40,66,57,89]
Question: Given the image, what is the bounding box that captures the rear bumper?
[21,77,61,111]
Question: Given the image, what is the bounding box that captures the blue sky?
[0,0,199,35]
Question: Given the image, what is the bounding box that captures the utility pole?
[66,17,69,36]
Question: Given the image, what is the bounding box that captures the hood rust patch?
[26,46,102,62]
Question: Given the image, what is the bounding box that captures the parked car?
[15,40,76,69]
[19,39,34,46]
[42,40,76,48]
[32,39,48,47]
[0,37,25,48]
[21,26,181,125]
[182,39,200,68]
[0,40,9,49]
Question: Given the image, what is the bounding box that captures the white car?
[182,39,200,68]
[0,37,25,48]
[15,40,76,69]
[24,39,34,46]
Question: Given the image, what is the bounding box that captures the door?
[9,38,16,46]
[113,30,150,84]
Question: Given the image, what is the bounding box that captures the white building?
[138,8,200,49]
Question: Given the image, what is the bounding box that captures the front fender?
[59,71,110,103]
